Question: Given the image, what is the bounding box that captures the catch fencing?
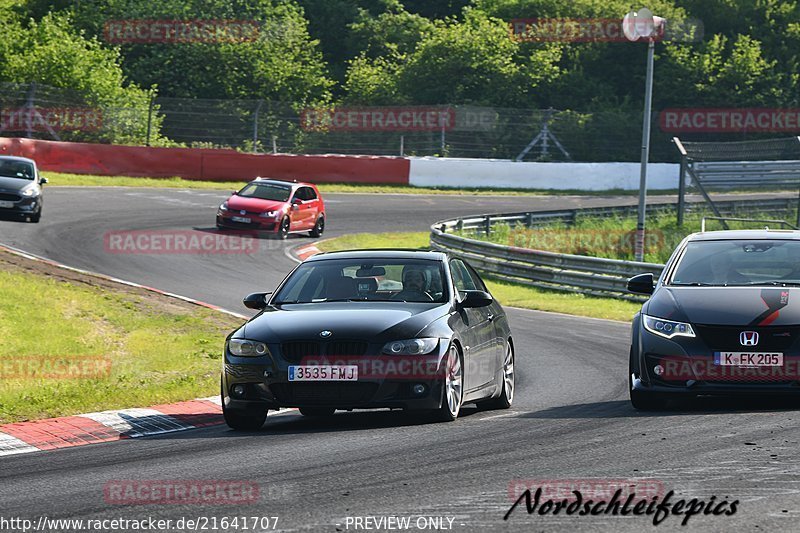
[4,82,792,163]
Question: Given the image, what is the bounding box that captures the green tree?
[19,0,333,104]
[657,34,786,107]
[0,11,156,144]
[347,7,434,59]
[402,0,471,19]
[475,0,695,107]
[343,55,406,104]
[676,0,800,104]
[296,0,399,84]
[345,10,562,107]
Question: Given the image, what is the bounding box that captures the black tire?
[477,341,514,410]
[224,408,267,430]
[221,383,267,430]
[630,389,666,411]
[299,407,335,417]
[309,216,324,238]
[429,344,463,422]
[278,216,290,239]
[30,209,41,223]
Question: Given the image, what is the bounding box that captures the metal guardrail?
[430,198,797,301]
[693,160,800,189]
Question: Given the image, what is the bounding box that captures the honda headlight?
[643,315,695,339]
[228,339,270,357]
[382,338,439,355]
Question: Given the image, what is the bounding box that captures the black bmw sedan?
[628,230,800,409]
[221,250,515,429]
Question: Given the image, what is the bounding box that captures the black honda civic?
[628,230,800,409]
[221,250,515,429]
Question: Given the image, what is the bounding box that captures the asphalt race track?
[2,187,800,532]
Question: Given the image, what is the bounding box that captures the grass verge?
[46,171,679,196]
[0,251,243,423]
[463,209,799,264]
[316,232,640,322]
[317,231,430,251]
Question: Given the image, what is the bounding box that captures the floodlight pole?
[634,39,655,262]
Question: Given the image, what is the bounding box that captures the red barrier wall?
[200,151,409,184]
[0,138,410,184]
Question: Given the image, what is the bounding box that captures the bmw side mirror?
[459,290,493,308]
[243,292,271,310]
[627,273,655,295]
[40,176,48,185]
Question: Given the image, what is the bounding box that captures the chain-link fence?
[0,82,155,146]
[0,82,794,162]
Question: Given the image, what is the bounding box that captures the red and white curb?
[0,397,223,457]
[0,242,258,457]
[289,243,322,263]
[0,243,248,319]
[0,400,302,457]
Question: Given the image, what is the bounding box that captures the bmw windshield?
[273,258,449,304]
[670,239,800,287]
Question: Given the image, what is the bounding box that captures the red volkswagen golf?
[216,178,325,239]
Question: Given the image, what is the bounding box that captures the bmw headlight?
[228,338,270,356]
[219,202,229,212]
[643,315,695,339]
[260,210,279,218]
[382,338,439,355]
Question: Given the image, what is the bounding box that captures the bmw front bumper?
[221,344,451,412]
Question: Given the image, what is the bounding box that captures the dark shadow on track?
[193,226,314,240]
[148,405,489,440]
[521,397,800,419]
[0,214,30,223]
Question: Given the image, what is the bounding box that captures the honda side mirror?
[627,273,655,295]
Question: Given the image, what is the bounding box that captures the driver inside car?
[391,267,433,301]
